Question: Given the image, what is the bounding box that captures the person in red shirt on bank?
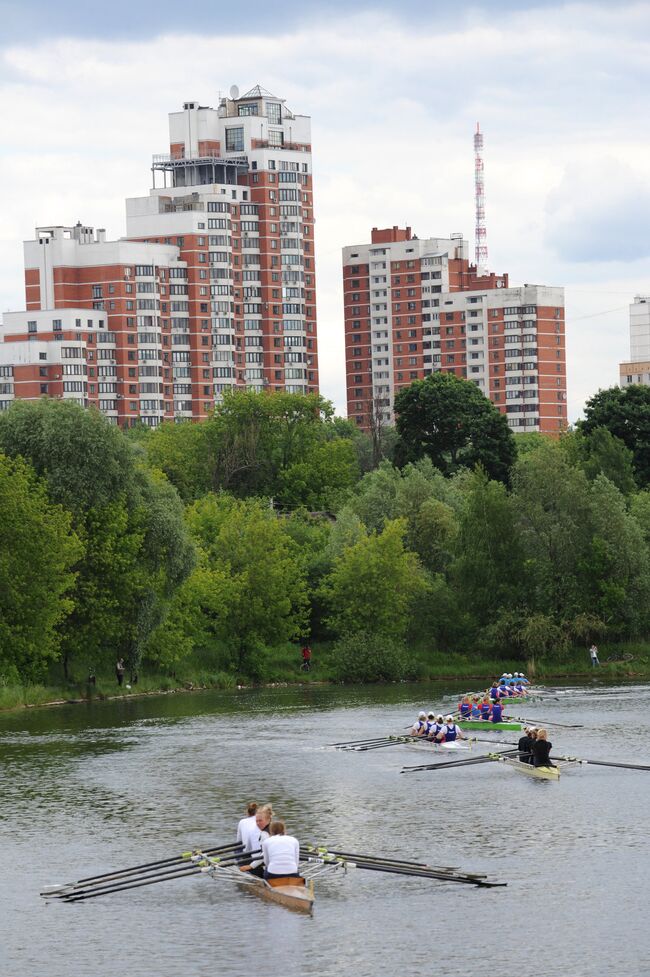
[300,644,312,671]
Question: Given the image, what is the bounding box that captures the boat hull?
[496,756,560,780]
[458,720,522,731]
[250,876,314,913]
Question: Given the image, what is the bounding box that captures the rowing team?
[236,803,302,880]
[411,713,466,742]
[489,679,528,699]
[517,727,554,768]
[457,697,509,723]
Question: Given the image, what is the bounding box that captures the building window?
[28,321,37,333]
[238,102,259,117]
[268,129,284,148]
[225,127,244,152]
[267,102,281,124]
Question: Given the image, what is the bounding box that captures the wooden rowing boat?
[248,875,315,913]
[493,755,580,781]
[212,864,315,913]
[457,719,522,732]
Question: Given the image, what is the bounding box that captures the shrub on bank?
[330,631,411,683]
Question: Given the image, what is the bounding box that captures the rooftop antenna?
[474,122,488,268]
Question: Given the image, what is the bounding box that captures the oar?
[331,736,396,748]
[301,845,465,874]
[511,715,583,729]
[401,748,519,774]
[41,840,241,896]
[468,736,520,748]
[45,850,254,902]
[302,849,505,888]
[553,754,650,772]
[41,846,251,899]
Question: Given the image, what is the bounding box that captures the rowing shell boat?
[457,717,522,731]
[211,863,315,913]
[402,739,471,752]
[492,755,581,781]
[248,875,315,913]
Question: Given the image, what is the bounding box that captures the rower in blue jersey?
[470,696,482,718]
[490,699,504,723]
[424,712,436,736]
[458,696,472,718]
[410,711,428,736]
[442,716,465,742]
[489,681,500,700]
[427,715,446,743]
[480,697,492,719]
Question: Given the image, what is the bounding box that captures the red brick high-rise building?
[0,87,318,425]
[343,226,567,435]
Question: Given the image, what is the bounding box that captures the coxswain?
[241,803,273,877]
[458,696,472,718]
[236,802,258,847]
[517,727,534,764]
[480,696,492,720]
[411,711,428,736]
[531,728,554,768]
[262,820,301,880]
[443,715,465,742]
[490,699,504,723]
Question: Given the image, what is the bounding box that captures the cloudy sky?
[1,0,649,421]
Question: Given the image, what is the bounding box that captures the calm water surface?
[1,680,649,977]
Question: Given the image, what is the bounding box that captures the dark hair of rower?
[247,802,258,816]
[269,820,286,836]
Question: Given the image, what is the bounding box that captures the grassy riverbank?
[1,641,649,713]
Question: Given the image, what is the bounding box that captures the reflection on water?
[1,680,650,977]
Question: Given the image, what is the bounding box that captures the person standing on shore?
[589,644,600,667]
[116,658,126,686]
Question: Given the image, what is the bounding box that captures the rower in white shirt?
[239,803,273,877]
[261,820,301,879]
[236,802,259,847]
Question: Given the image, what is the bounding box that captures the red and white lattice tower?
[474,122,488,268]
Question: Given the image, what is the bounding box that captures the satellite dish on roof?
[229,85,240,99]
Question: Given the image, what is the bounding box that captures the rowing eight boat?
[457,719,522,732]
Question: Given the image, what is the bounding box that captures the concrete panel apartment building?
[343,226,567,435]
[0,86,318,426]
[619,295,650,389]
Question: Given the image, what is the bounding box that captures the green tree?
[586,475,650,636]
[210,389,334,496]
[278,438,359,510]
[321,518,429,641]
[512,441,593,621]
[145,563,236,668]
[572,427,637,496]
[630,491,650,545]
[142,421,215,501]
[579,385,650,487]
[0,454,82,680]
[186,495,309,669]
[451,469,525,626]
[0,400,194,678]
[394,372,516,483]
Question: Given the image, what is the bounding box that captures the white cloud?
[1,3,649,420]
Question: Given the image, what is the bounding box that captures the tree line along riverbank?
[1,643,649,713]
[3,378,650,701]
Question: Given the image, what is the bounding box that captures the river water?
[1,680,649,977]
